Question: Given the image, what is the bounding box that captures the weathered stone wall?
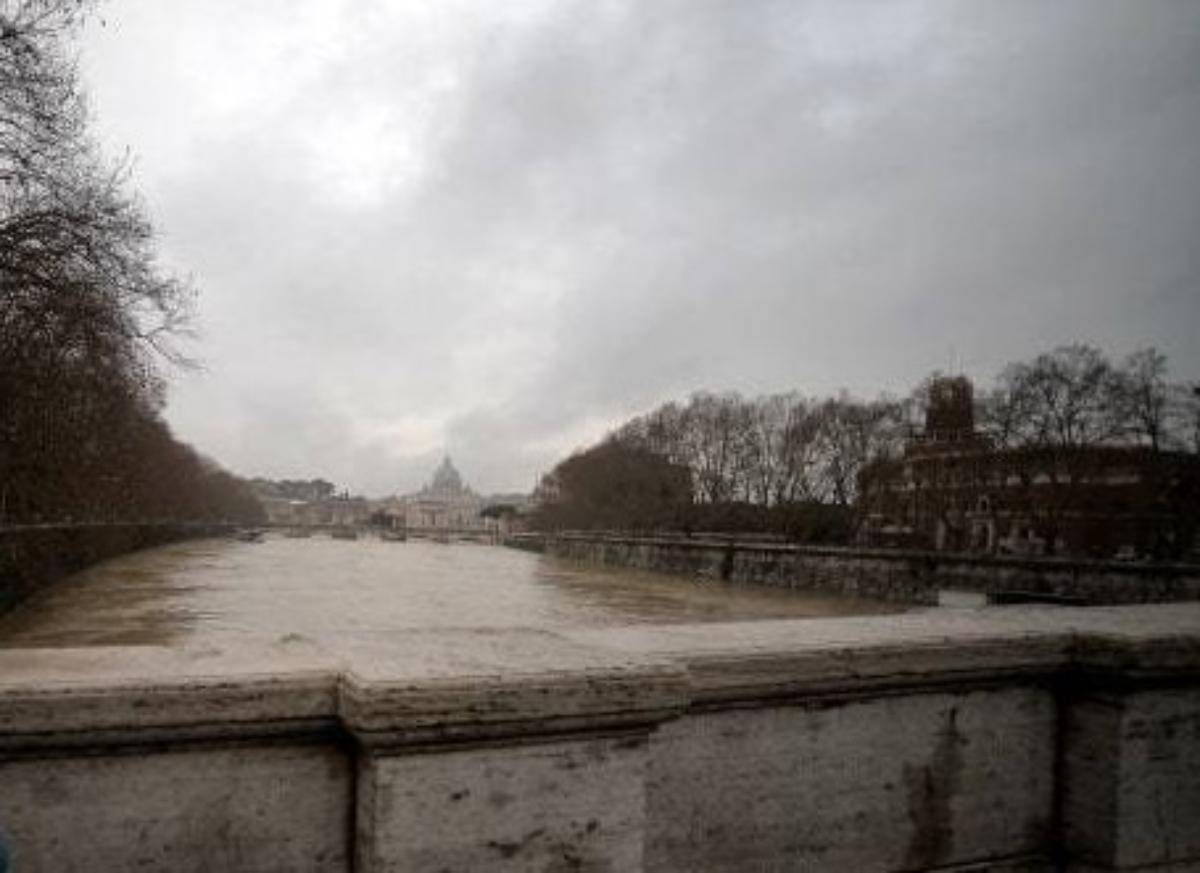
[1,606,1198,872]
[514,532,1200,605]
[642,687,1057,871]
[0,523,237,616]
[2,742,352,872]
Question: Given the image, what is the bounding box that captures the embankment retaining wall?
[2,605,1199,871]
[0,522,237,615]
[514,532,1200,605]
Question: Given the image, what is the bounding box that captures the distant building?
[392,457,487,531]
[258,497,305,526]
[858,376,1199,559]
[258,494,370,527]
[255,461,529,535]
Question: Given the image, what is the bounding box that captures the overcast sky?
[79,1,1200,496]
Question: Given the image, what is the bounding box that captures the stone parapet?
[1,605,1198,871]
[515,532,1200,605]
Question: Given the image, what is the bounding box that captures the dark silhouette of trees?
[533,391,900,540]
[607,390,903,515]
[480,503,519,520]
[1184,384,1200,455]
[1114,348,1175,452]
[971,344,1196,555]
[1,1,260,525]
[534,343,1195,553]
[531,440,692,532]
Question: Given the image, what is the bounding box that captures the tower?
[925,376,975,443]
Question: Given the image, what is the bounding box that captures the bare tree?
[1112,348,1175,451]
[812,394,904,508]
[998,344,1125,449]
[769,396,821,504]
[677,393,752,504]
[0,1,257,525]
[1181,383,1200,455]
[531,440,691,531]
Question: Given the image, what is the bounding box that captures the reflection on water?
[0,536,903,648]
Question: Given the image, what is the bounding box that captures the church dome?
[429,456,466,496]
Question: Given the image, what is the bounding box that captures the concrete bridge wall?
[516,532,1200,605]
[2,605,1198,871]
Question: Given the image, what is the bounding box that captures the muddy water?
[0,535,904,648]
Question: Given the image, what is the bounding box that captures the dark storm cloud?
[82,0,1200,494]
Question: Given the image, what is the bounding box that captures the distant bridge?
[263,522,498,543]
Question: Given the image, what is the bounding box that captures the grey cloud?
[84,0,1200,495]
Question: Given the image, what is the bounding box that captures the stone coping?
[337,629,688,745]
[0,641,341,742]
[1,605,1198,748]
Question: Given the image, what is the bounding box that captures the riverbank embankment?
[0,522,237,616]
[508,531,1200,605]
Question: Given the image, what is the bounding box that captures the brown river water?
[0,535,903,648]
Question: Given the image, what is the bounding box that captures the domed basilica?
[399,457,485,530]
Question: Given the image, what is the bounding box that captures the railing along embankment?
[506,531,1200,605]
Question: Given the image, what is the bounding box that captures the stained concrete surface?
[0,603,1197,872]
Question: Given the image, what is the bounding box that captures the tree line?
[0,1,261,525]
[532,344,1199,542]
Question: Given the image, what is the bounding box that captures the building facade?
[259,495,371,527]
[389,457,487,531]
[858,377,1199,559]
